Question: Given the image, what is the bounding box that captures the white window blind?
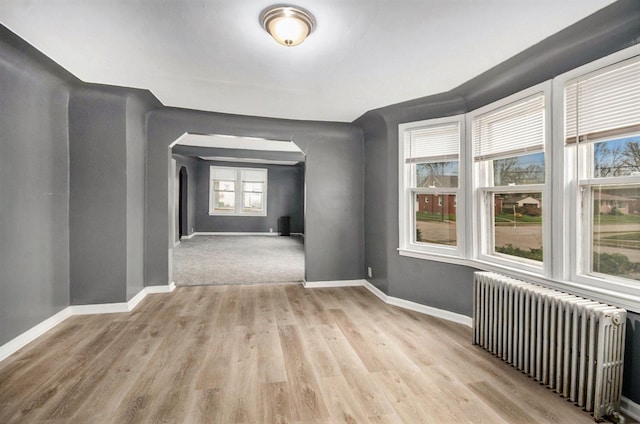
[565,58,640,144]
[211,167,236,181]
[404,122,460,164]
[473,93,545,161]
[241,169,267,183]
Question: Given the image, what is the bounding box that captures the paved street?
[416,220,640,262]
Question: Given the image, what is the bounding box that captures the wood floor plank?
[272,285,297,326]
[146,318,215,423]
[237,286,257,328]
[320,375,373,424]
[219,325,259,424]
[297,325,342,378]
[185,388,223,424]
[112,315,200,424]
[329,308,389,373]
[69,321,167,423]
[278,324,329,422]
[40,322,149,420]
[372,369,438,423]
[259,381,292,424]
[0,284,602,424]
[319,324,395,418]
[468,381,539,424]
[256,325,288,384]
[284,285,333,327]
[254,285,277,326]
[2,319,128,423]
[0,318,91,394]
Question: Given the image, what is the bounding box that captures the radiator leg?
[604,406,626,424]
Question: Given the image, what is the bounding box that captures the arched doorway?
[178,166,188,239]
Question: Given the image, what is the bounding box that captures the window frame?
[555,49,640,301]
[468,82,552,276]
[209,166,268,216]
[398,114,467,262]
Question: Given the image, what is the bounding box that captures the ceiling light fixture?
[260,5,316,47]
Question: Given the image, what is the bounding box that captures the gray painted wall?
[355,0,640,402]
[195,160,304,234]
[125,95,151,300]
[172,154,197,242]
[69,87,128,304]
[69,86,158,304]
[146,109,363,285]
[0,28,72,346]
[625,312,640,403]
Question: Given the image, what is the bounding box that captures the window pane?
[243,193,263,212]
[416,161,458,188]
[243,182,264,193]
[414,193,456,246]
[214,180,235,191]
[214,191,235,210]
[591,136,640,178]
[492,152,545,186]
[591,186,640,281]
[493,192,543,262]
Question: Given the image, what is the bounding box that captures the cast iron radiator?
[472,271,627,422]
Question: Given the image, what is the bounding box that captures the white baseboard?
[387,296,473,327]
[363,280,389,302]
[0,283,178,363]
[622,396,640,422]
[145,282,176,294]
[0,307,72,362]
[192,232,278,236]
[69,302,130,315]
[304,279,367,288]
[303,279,473,328]
[182,233,196,239]
[127,288,148,310]
[362,281,472,327]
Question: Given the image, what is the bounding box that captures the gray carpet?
[172,235,305,286]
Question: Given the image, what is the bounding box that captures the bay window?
[396,45,640,307]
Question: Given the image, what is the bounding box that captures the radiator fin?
[473,271,626,421]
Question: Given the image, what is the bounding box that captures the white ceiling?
[172,133,303,152]
[0,0,616,122]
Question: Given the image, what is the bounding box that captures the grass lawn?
[495,213,542,223]
[602,232,640,241]
[594,214,640,224]
[416,212,456,222]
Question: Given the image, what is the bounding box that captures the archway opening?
[169,132,306,286]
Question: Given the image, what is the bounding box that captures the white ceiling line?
[198,157,300,166]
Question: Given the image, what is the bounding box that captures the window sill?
[398,248,468,266]
[397,248,640,313]
[208,212,267,217]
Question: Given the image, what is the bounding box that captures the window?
[209,166,267,216]
[399,115,465,258]
[565,57,640,286]
[471,87,549,271]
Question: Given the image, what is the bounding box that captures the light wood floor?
[0,284,603,423]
